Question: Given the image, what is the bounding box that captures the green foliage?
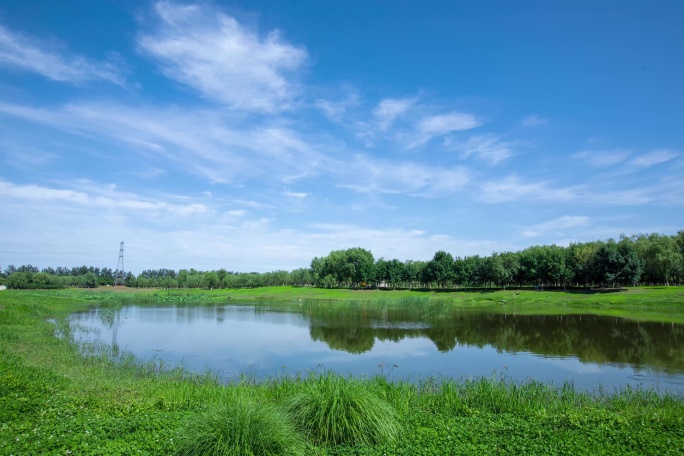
[311,248,375,287]
[423,250,455,288]
[593,240,643,287]
[175,397,307,456]
[5,229,683,291]
[285,372,402,447]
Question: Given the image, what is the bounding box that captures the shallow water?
[69,302,684,392]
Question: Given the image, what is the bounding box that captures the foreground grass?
[1,289,684,454]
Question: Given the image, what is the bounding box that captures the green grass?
[67,284,684,323]
[285,372,402,446]
[175,394,308,456]
[1,288,684,454]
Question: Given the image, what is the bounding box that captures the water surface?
[69,302,684,392]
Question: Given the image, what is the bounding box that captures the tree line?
[1,231,683,290]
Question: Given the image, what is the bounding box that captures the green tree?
[6,272,28,289]
[593,240,642,288]
[458,256,481,289]
[32,272,56,288]
[160,276,177,289]
[641,234,681,286]
[424,251,455,288]
[518,247,541,287]
[312,248,375,288]
[568,241,601,288]
[204,271,219,289]
[81,272,98,288]
[501,251,520,289]
[402,260,424,289]
[375,258,404,289]
[216,268,228,288]
[187,273,202,288]
[488,252,515,289]
[177,269,189,288]
[310,257,326,287]
[290,267,312,286]
[345,247,375,287]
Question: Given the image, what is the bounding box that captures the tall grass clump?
[174,396,307,456]
[285,372,402,446]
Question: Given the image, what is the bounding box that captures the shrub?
[285,372,402,446]
[175,396,306,456]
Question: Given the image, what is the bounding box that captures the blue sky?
[1,0,682,273]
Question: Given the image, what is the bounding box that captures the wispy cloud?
[137,167,167,179]
[316,99,350,122]
[572,149,630,167]
[448,135,513,165]
[0,101,324,184]
[338,155,470,197]
[0,179,210,217]
[478,176,579,204]
[138,1,307,112]
[285,192,308,198]
[418,112,480,135]
[521,114,549,127]
[373,97,416,131]
[405,111,480,150]
[521,215,590,237]
[0,24,125,86]
[307,224,507,261]
[631,149,679,167]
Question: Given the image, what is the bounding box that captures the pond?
[69,301,684,393]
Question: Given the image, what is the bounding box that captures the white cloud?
[338,155,470,197]
[137,167,167,179]
[478,174,682,207]
[232,199,275,210]
[631,149,679,167]
[521,114,549,127]
[0,177,509,271]
[0,24,125,86]
[285,192,308,198]
[406,111,480,149]
[138,1,307,112]
[521,215,590,237]
[307,224,504,261]
[478,176,579,204]
[315,92,360,122]
[315,99,347,121]
[0,101,324,185]
[457,135,513,164]
[418,112,480,135]
[573,149,630,167]
[1,143,57,170]
[373,97,415,131]
[0,179,210,217]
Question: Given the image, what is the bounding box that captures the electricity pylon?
[114,241,125,286]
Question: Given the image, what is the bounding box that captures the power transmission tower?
[114,241,125,286]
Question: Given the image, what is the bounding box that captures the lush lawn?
[1,288,684,454]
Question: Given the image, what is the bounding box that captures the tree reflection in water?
[304,304,684,374]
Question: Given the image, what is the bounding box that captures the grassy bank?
[1,288,684,454]
[85,284,684,323]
